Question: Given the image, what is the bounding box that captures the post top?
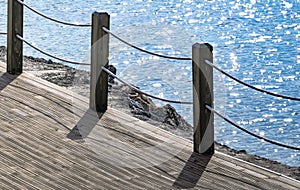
[193,43,213,52]
[92,12,110,16]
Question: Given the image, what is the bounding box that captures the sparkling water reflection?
[0,0,299,166]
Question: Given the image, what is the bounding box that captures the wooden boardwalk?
[0,61,299,190]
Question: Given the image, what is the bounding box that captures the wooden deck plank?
[0,148,85,190]
[0,124,125,189]
[0,62,299,189]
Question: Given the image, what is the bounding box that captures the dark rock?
[128,97,144,111]
[163,104,180,128]
[128,94,152,118]
[0,46,6,54]
[47,59,54,64]
[237,150,247,154]
[107,65,117,84]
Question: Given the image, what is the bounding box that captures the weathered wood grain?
[192,43,214,154]
[7,0,24,74]
[90,12,110,113]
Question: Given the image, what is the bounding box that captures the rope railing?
[17,0,91,27]
[102,66,193,105]
[205,60,300,101]
[16,35,90,65]
[4,3,299,156]
[102,27,192,61]
[206,105,300,151]
[0,32,7,35]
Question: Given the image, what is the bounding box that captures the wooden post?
[7,0,24,74]
[192,43,214,154]
[90,12,110,113]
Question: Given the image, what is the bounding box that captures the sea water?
[0,0,299,166]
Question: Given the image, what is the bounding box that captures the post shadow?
[172,152,213,189]
[67,108,104,140]
[0,72,18,92]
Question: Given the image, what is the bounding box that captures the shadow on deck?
[0,72,18,92]
[173,152,212,189]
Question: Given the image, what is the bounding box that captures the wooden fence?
[6,0,214,154]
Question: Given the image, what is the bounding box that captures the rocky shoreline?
[0,46,299,180]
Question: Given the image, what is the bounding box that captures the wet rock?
[163,104,181,129]
[0,46,6,62]
[0,46,6,53]
[125,87,191,132]
[128,97,144,111]
[47,59,54,64]
[237,149,247,154]
[128,98,151,118]
[107,65,117,84]
[127,88,153,119]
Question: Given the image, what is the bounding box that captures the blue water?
[0,0,299,166]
